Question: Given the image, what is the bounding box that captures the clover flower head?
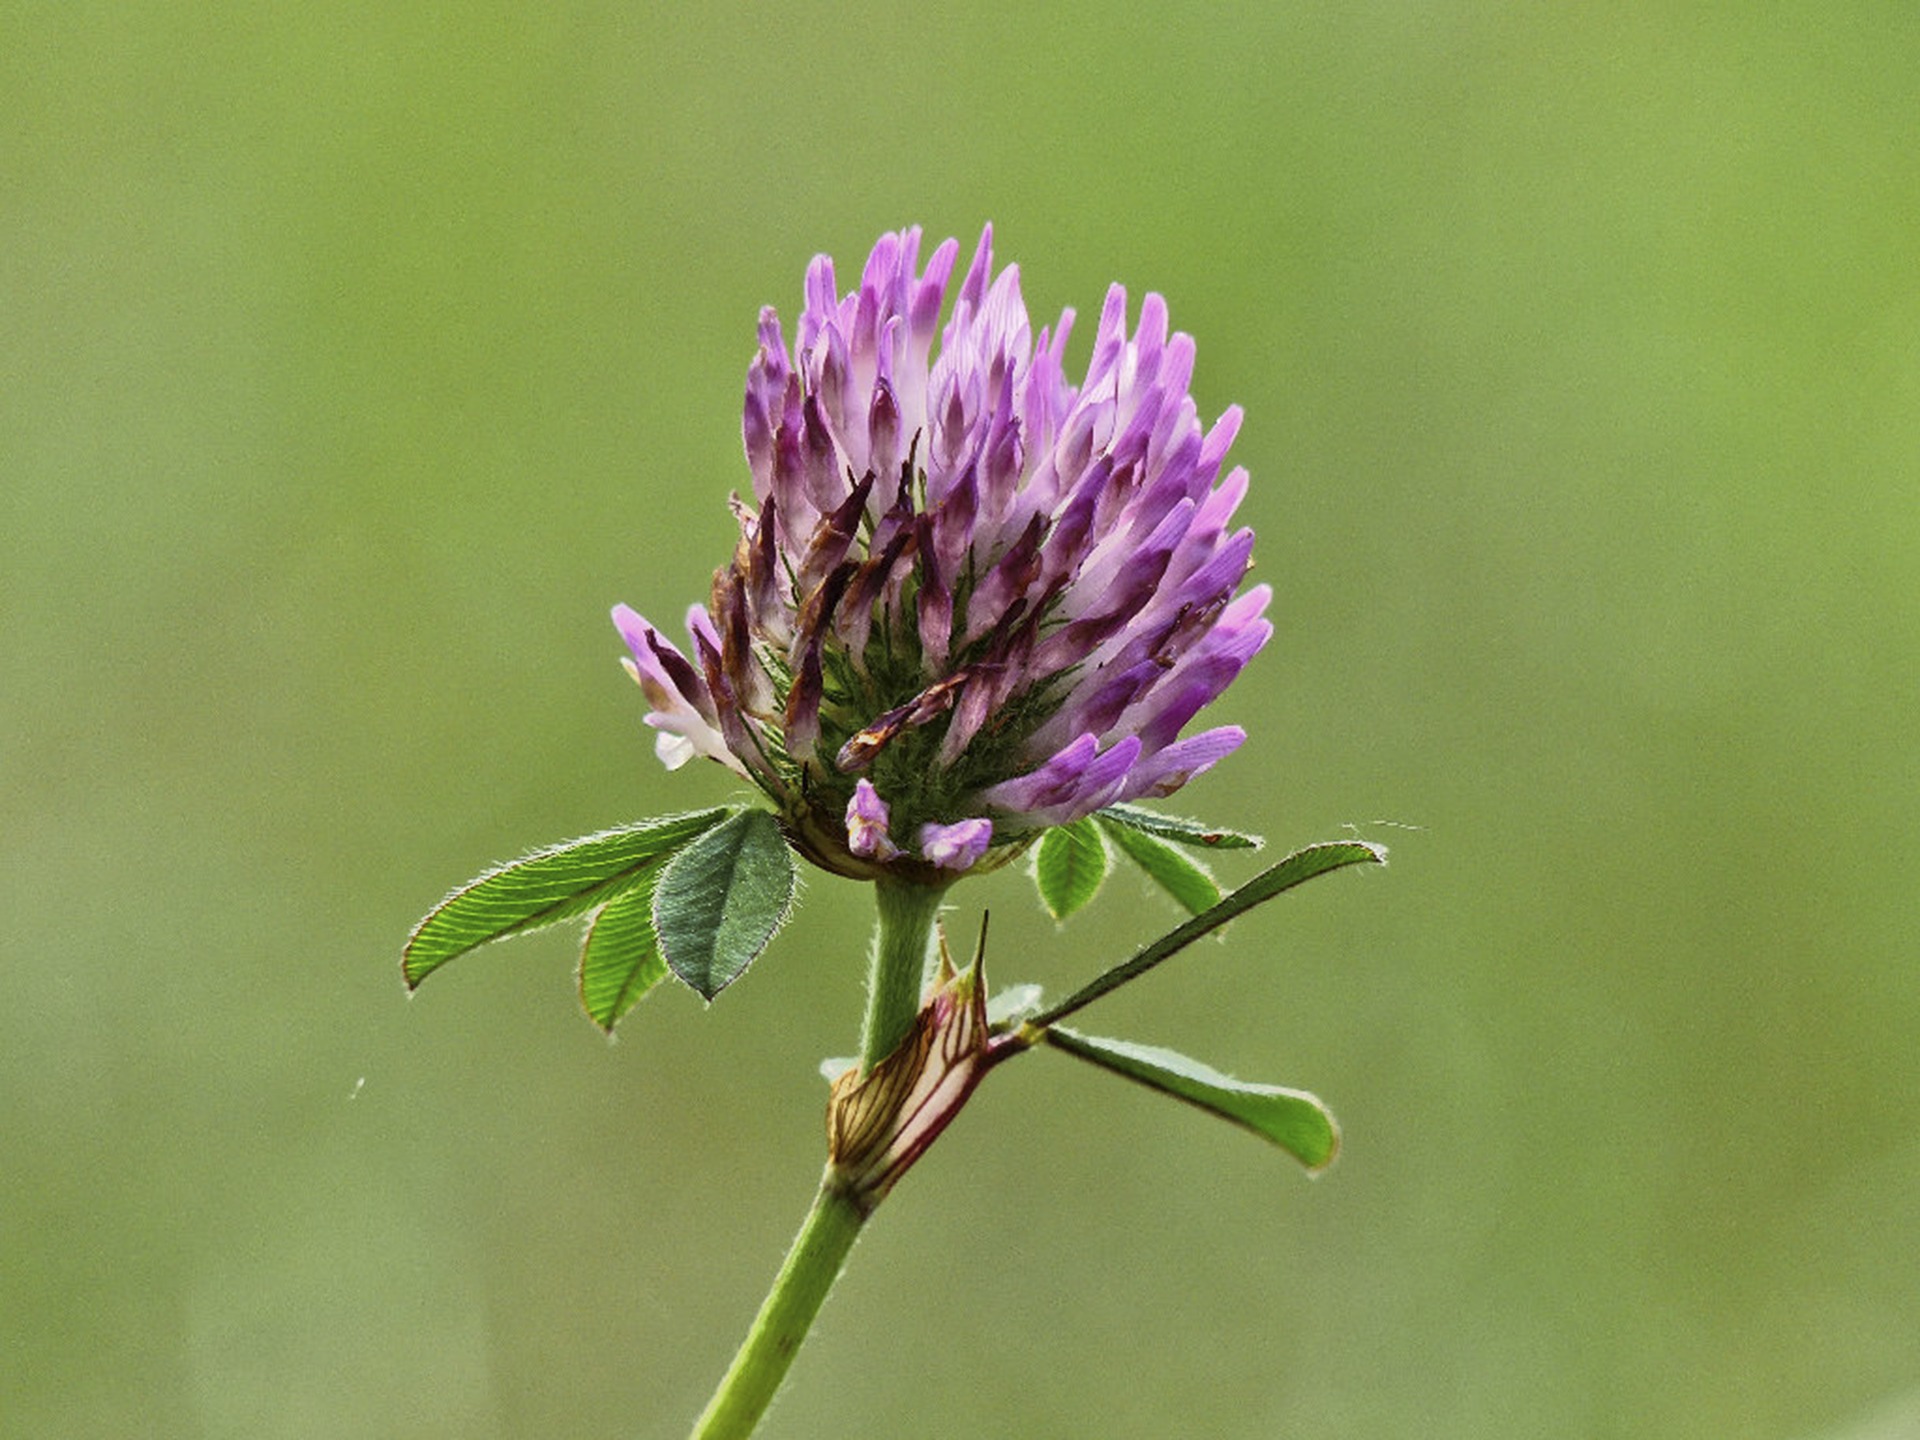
[613,226,1270,881]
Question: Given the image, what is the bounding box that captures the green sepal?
[1097,803,1263,851]
[652,808,798,1001]
[403,808,732,988]
[1033,819,1108,921]
[578,877,669,1032]
[1095,813,1222,915]
[1043,1027,1340,1172]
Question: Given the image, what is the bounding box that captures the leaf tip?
[1302,1106,1343,1176]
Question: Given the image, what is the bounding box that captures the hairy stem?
[687,878,946,1439]
[687,1176,864,1440]
[861,876,947,1070]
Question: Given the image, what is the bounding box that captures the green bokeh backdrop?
[6,5,1918,1437]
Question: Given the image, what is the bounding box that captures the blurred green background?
[6,4,1918,1436]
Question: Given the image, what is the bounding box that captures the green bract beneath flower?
[614,226,1270,881]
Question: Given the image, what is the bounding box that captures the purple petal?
[867,365,904,481]
[1057,495,1192,627]
[1126,614,1272,753]
[784,637,824,763]
[798,253,839,356]
[1197,406,1243,484]
[798,391,845,515]
[1114,726,1246,802]
[1129,293,1168,388]
[964,513,1046,646]
[915,540,954,672]
[919,817,994,872]
[796,470,877,598]
[1027,658,1164,756]
[809,322,859,471]
[934,662,1002,768]
[611,605,744,775]
[980,733,1099,812]
[1082,284,1131,396]
[1019,314,1075,470]
[1039,734,1142,825]
[910,236,959,348]
[980,734,1142,828]
[1028,527,1177,678]
[928,460,978,579]
[742,308,790,503]
[846,779,902,861]
[767,405,818,537]
[613,606,710,719]
[954,225,994,314]
[852,233,900,369]
[1153,333,1195,420]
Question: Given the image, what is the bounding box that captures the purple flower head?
[614,226,1268,882]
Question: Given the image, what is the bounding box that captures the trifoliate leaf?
[1044,1027,1340,1172]
[578,877,668,1032]
[1097,803,1262,851]
[403,808,732,988]
[1096,814,1222,915]
[1033,819,1108,920]
[652,808,797,1000]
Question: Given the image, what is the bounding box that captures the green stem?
[687,1175,865,1440]
[687,879,947,1439]
[861,876,948,1070]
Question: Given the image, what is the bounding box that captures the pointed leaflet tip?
[402,808,733,989]
[1096,802,1263,851]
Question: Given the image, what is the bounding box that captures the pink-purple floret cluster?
[613,226,1270,878]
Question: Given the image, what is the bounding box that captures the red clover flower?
[614,226,1269,882]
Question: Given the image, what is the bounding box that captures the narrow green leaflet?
[1043,1027,1340,1172]
[578,876,668,1032]
[1096,814,1222,915]
[403,807,732,988]
[1029,839,1387,1028]
[1033,819,1109,920]
[652,808,798,1000]
[1097,802,1263,851]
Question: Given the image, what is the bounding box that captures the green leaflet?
[652,808,798,1001]
[578,877,669,1032]
[1096,803,1263,851]
[1033,819,1108,921]
[1096,814,1222,915]
[1044,1027,1340,1172]
[1029,840,1387,1028]
[403,808,733,988]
